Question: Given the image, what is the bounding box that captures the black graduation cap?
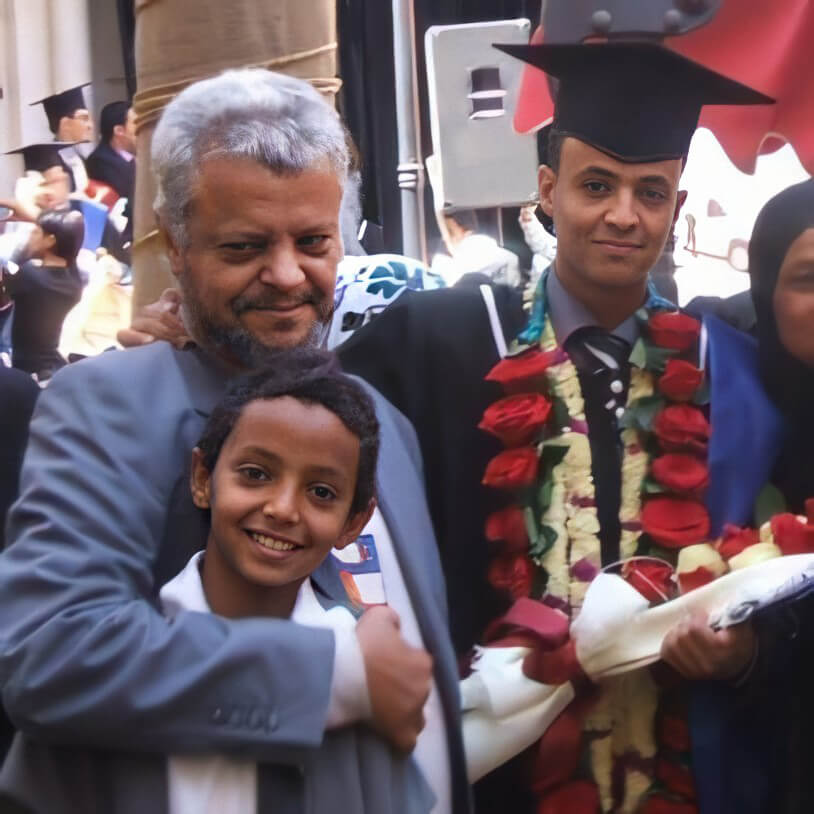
[5,142,75,173]
[493,41,774,162]
[30,84,90,134]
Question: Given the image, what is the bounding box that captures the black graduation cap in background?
[30,83,90,134]
[493,41,774,162]
[5,142,75,173]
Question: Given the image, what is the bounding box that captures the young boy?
[0,348,434,814]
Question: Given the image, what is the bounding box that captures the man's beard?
[178,269,334,369]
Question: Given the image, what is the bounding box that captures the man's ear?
[672,189,688,230]
[190,447,212,509]
[538,164,557,219]
[335,498,376,550]
[160,221,185,280]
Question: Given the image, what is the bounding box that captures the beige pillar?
[131,0,340,310]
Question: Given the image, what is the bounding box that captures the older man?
[0,69,468,814]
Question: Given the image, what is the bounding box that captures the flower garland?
[479,275,712,813]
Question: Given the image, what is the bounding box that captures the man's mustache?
[232,290,326,314]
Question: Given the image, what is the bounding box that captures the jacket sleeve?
[0,353,337,761]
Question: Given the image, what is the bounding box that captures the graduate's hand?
[661,613,756,681]
[519,204,537,223]
[356,605,432,753]
[117,288,192,349]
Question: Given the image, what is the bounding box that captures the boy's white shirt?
[159,507,451,814]
[160,551,361,814]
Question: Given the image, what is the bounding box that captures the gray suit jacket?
[0,344,470,812]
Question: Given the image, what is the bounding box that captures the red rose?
[658,359,704,402]
[653,405,710,454]
[659,713,692,753]
[770,513,814,555]
[622,559,676,602]
[651,454,709,496]
[478,393,553,447]
[716,524,760,560]
[678,566,717,594]
[641,796,698,814]
[648,312,701,352]
[482,447,539,489]
[487,554,536,599]
[485,349,559,394]
[537,780,599,814]
[485,507,529,553]
[641,497,711,548]
[656,758,696,800]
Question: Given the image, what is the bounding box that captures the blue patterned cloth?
[328,254,445,349]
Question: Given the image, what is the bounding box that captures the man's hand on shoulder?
[117,288,192,349]
[661,613,756,682]
[356,605,432,752]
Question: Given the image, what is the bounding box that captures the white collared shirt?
[161,552,358,814]
[160,506,451,814]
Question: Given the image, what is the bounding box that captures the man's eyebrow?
[638,175,672,187]
[214,231,268,242]
[578,166,619,180]
[294,222,337,235]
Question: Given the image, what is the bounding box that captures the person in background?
[1,207,84,381]
[0,142,129,269]
[0,349,436,814]
[30,84,93,194]
[518,203,556,285]
[86,101,137,203]
[433,209,521,288]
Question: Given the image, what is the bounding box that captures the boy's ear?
[190,447,212,509]
[335,498,376,550]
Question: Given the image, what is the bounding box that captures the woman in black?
[729,179,814,814]
[2,208,84,381]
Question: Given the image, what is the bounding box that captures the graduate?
[30,83,93,194]
[338,36,778,814]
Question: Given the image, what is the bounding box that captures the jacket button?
[248,707,266,730]
[210,707,225,724]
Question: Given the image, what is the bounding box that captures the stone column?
[131,0,339,310]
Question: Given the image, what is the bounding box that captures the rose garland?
[479,278,712,813]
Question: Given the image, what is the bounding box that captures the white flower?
[619,529,640,560]
[542,483,568,522]
[627,368,655,402]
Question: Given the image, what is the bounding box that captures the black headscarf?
[749,178,814,511]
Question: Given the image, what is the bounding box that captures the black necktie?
[564,327,632,565]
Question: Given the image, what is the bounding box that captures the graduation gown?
[338,282,527,656]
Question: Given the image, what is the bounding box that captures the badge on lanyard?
[331,534,386,609]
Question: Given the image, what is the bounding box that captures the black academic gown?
[338,282,537,813]
[339,283,527,655]
[85,142,136,202]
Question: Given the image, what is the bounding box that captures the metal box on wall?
[425,19,540,211]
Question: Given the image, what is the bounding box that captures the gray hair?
[152,68,350,247]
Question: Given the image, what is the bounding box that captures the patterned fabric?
[328,254,446,349]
